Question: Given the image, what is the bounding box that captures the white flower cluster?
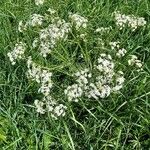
[64,84,83,102]
[35,0,45,6]
[29,14,44,27]
[87,55,125,98]
[87,54,114,99]
[69,13,88,30]
[109,41,120,50]
[47,8,56,14]
[34,99,45,114]
[18,21,28,32]
[128,55,143,69]
[96,54,114,74]
[7,42,26,65]
[109,41,127,58]
[78,33,87,42]
[34,96,67,119]
[27,57,67,118]
[32,38,39,48]
[65,55,125,101]
[27,57,53,96]
[18,12,89,58]
[116,48,127,58]
[95,26,112,33]
[75,69,92,86]
[87,83,111,99]
[113,71,125,92]
[114,11,147,31]
[38,19,71,57]
[18,14,44,32]
[64,69,92,102]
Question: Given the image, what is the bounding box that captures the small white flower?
[29,14,44,27]
[116,48,127,58]
[109,41,120,50]
[34,96,67,119]
[38,19,71,57]
[47,8,56,14]
[53,104,67,117]
[32,38,39,48]
[96,54,114,74]
[34,100,45,114]
[74,68,91,86]
[113,71,125,92]
[114,11,146,31]
[18,21,27,32]
[7,42,26,65]
[64,84,83,102]
[69,13,88,30]
[35,0,45,6]
[27,57,53,96]
[128,55,143,69]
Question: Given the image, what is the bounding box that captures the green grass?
[0,0,150,149]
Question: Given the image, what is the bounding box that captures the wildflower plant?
[1,0,150,149]
[6,0,147,120]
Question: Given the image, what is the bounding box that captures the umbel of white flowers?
[109,41,127,58]
[114,11,146,31]
[18,11,88,58]
[35,0,45,6]
[128,55,143,69]
[34,96,67,119]
[27,56,53,96]
[64,54,126,101]
[69,13,88,30]
[7,42,26,65]
[38,19,71,57]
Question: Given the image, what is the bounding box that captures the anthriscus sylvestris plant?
[7,0,146,120]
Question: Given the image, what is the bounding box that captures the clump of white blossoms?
[27,57,53,96]
[91,54,125,97]
[87,83,111,99]
[96,53,114,75]
[7,42,26,65]
[86,54,115,99]
[109,41,127,58]
[109,41,120,50]
[64,84,83,102]
[114,11,147,31]
[64,69,92,102]
[128,55,143,69]
[34,99,45,114]
[9,6,146,120]
[34,96,67,119]
[18,14,44,32]
[47,8,56,14]
[38,18,71,57]
[35,0,45,6]
[113,71,125,92]
[28,14,44,27]
[69,13,88,30]
[74,68,92,87]
[27,57,67,118]
[65,54,125,101]
[116,48,127,58]
[18,21,28,33]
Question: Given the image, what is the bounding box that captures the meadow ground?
[0,0,150,149]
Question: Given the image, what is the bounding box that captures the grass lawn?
[0,0,150,149]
